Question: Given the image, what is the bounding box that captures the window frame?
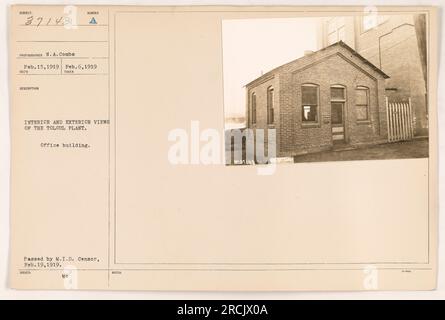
[330,84,347,126]
[267,86,274,125]
[301,83,320,127]
[355,86,370,122]
[251,92,257,125]
[330,84,346,102]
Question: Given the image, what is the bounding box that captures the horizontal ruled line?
[16,56,109,59]
[18,267,434,272]
[16,40,108,43]
[16,73,108,76]
[19,24,108,27]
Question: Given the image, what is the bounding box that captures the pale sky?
[222,18,319,118]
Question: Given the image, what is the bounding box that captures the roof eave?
[244,41,390,87]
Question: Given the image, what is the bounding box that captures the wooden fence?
[386,97,414,142]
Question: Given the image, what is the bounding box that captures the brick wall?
[354,16,428,136]
[319,15,429,136]
[246,45,388,157]
[246,75,280,159]
[285,55,385,156]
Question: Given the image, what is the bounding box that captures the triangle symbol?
[89,17,97,24]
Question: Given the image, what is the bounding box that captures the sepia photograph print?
[223,14,429,165]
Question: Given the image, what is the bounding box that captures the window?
[301,84,319,123]
[251,92,257,124]
[356,86,369,121]
[267,86,274,125]
[330,87,345,101]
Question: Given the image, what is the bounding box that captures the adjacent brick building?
[245,41,389,157]
[318,14,428,136]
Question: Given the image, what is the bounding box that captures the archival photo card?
[8,5,438,291]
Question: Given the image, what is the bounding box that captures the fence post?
[405,102,410,140]
[396,104,400,140]
[385,97,390,142]
[402,102,408,140]
[400,102,405,140]
[390,101,394,142]
[398,103,403,140]
[408,98,413,139]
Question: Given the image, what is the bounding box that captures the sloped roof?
[245,41,389,87]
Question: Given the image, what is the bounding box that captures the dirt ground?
[293,138,429,163]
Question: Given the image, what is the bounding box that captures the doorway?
[331,102,344,142]
[330,86,346,143]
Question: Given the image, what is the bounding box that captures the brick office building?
[245,41,389,157]
[318,14,428,136]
